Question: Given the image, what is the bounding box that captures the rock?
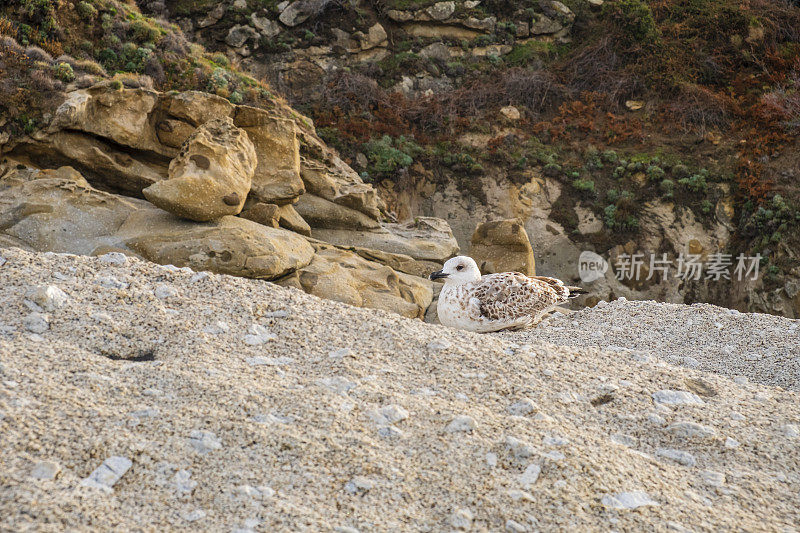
[500,106,521,121]
[276,244,432,319]
[30,461,61,480]
[226,25,258,48]
[22,313,49,334]
[656,448,697,467]
[198,3,225,27]
[463,16,497,32]
[667,421,717,439]
[367,404,409,426]
[470,219,535,276]
[164,91,234,128]
[295,194,380,230]
[240,202,312,236]
[123,210,315,280]
[364,23,388,48]
[29,285,68,312]
[154,284,178,300]
[601,491,659,510]
[386,9,414,22]
[625,100,644,111]
[652,390,705,406]
[427,1,456,20]
[180,509,207,522]
[143,117,256,221]
[700,471,726,487]
[783,424,799,438]
[80,456,132,491]
[350,247,438,278]
[279,0,330,27]
[520,464,541,487]
[446,415,477,432]
[505,435,537,460]
[449,508,474,530]
[313,217,459,263]
[233,107,304,205]
[420,43,451,61]
[505,519,527,532]
[538,0,575,24]
[97,252,128,265]
[188,430,222,454]
[530,14,562,34]
[508,399,538,416]
[243,324,276,345]
[344,476,373,494]
[251,14,281,38]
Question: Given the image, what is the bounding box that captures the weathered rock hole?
[222,192,240,206]
[190,154,211,170]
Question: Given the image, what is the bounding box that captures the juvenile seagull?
[430,256,586,333]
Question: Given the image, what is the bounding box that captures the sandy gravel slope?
[1,248,799,532]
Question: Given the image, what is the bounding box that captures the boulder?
[234,106,305,204]
[240,202,311,236]
[143,117,257,221]
[251,14,281,38]
[311,217,459,263]
[279,0,331,27]
[538,0,575,24]
[530,14,562,34]
[277,244,432,319]
[163,91,234,127]
[294,193,380,230]
[226,25,258,48]
[426,1,456,21]
[470,219,536,276]
[121,210,314,280]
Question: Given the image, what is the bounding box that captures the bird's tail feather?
[566,286,588,298]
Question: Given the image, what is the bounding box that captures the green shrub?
[76,1,98,20]
[572,178,596,194]
[601,150,618,164]
[646,164,665,181]
[678,169,709,193]
[52,62,75,82]
[660,179,675,198]
[701,200,713,214]
[543,163,562,177]
[602,0,658,46]
[613,166,626,179]
[363,135,421,175]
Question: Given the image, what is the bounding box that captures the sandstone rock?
[226,25,259,48]
[350,247,439,278]
[500,106,521,121]
[299,163,381,220]
[538,0,575,24]
[420,43,452,61]
[143,117,256,221]
[121,209,314,280]
[198,3,225,28]
[279,0,330,27]
[163,91,234,127]
[240,202,311,236]
[251,14,281,38]
[463,16,497,33]
[364,23,387,49]
[402,24,482,40]
[234,107,304,204]
[530,14,562,35]
[312,217,459,263]
[387,10,414,22]
[427,1,456,21]
[295,194,380,230]
[470,219,535,275]
[277,244,432,319]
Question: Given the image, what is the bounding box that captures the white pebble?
[344,476,373,494]
[29,285,69,312]
[22,312,49,334]
[181,509,207,522]
[652,390,704,406]
[30,461,61,480]
[486,452,498,468]
[505,519,527,532]
[97,252,128,265]
[243,324,276,345]
[328,347,353,359]
[724,437,740,449]
[188,430,222,454]
[700,470,726,487]
[80,456,132,491]
[203,321,230,335]
[97,276,128,289]
[783,424,799,438]
[667,421,716,439]
[656,448,697,467]
[154,284,178,299]
[601,491,659,510]
[190,272,210,283]
[449,508,474,530]
[367,404,409,426]
[520,464,541,487]
[508,399,538,416]
[427,339,452,351]
[446,415,477,433]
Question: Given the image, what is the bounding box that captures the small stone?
[30,461,61,480]
[243,324,275,345]
[500,106,521,121]
[601,491,659,510]
[653,390,704,406]
[0,255,5,267]
[30,285,69,312]
[246,356,294,366]
[377,426,405,439]
[426,1,456,21]
[190,272,209,283]
[505,436,536,460]
[783,424,799,438]
[520,464,541,487]
[181,509,207,522]
[80,456,132,491]
[172,469,197,494]
[505,519,527,532]
[542,435,569,446]
[98,252,128,265]
[647,413,667,425]
[188,430,222,454]
[22,312,49,334]
[97,276,128,289]
[730,412,745,421]
[334,527,360,533]
[328,347,353,359]
[426,339,451,351]
[610,433,638,447]
[368,405,409,426]
[656,448,697,467]
[508,399,538,416]
[318,376,358,394]
[344,476,373,494]
[508,489,534,502]
[449,507,474,530]
[667,421,716,439]
[446,415,477,433]
[625,100,644,110]
[724,437,740,449]
[203,321,230,335]
[486,452,498,467]
[154,284,178,299]
[700,470,725,487]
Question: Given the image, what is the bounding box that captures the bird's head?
[429,256,481,285]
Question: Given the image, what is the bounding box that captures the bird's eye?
[456,265,464,271]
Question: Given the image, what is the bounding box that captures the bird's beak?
[429,270,448,280]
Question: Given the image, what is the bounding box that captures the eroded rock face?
[470,219,536,276]
[277,243,433,318]
[143,117,256,221]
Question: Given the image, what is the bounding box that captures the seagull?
[429,256,587,332]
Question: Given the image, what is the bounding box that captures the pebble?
[446,415,477,433]
[97,252,128,265]
[542,450,565,461]
[0,255,5,267]
[543,435,569,446]
[29,285,69,311]
[505,436,536,460]
[246,356,294,366]
[652,390,705,406]
[334,527,360,533]
[700,470,726,487]
[427,339,452,351]
[328,347,353,359]
[486,452,498,468]
[22,312,49,334]
[725,437,740,449]
[154,284,178,299]
[190,272,209,283]
[656,448,697,467]
[377,426,405,439]
[508,489,534,502]
[80,456,132,491]
[601,491,659,510]
[783,424,799,438]
[508,398,538,416]
[318,376,358,394]
[172,469,197,494]
[610,433,638,447]
[368,405,409,426]
[449,508,474,530]
[505,519,527,532]
[730,412,745,421]
[344,476,373,494]
[243,324,276,345]
[188,430,222,454]
[667,421,717,439]
[29,460,61,480]
[203,321,230,335]
[181,509,207,522]
[97,276,128,289]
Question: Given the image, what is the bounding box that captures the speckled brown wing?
[471,272,567,321]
